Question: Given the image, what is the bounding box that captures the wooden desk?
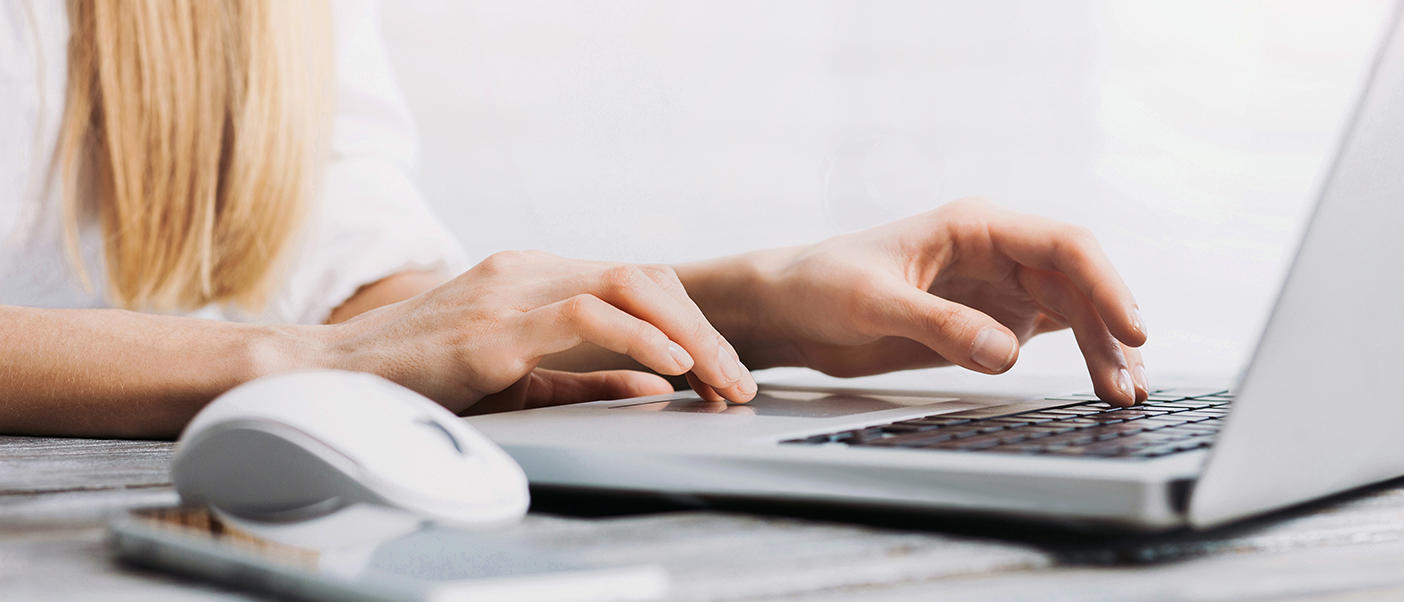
[5,434,1404,601]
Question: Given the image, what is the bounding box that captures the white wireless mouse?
[171,370,529,527]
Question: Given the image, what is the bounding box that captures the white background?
[377,1,1392,380]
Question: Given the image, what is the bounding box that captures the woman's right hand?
[321,250,757,414]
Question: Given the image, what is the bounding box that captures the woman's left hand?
[686,198,1149,406]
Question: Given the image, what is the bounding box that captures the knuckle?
[639,263,680,283]
[923,304,969,337]
[942,197,995,218]
[561,293,602,325]
[686,315,717,342]
[601,265,645,295]
[479,250,526,273]
[1056,226,1100,262]
[1068,224,1098,244]
[955,196,995,211]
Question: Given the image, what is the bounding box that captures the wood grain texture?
[6,436,1404,600]
[0,436,173,494]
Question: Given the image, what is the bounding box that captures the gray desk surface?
[5,434,1404,601]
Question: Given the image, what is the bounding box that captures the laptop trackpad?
[610,390,975,418]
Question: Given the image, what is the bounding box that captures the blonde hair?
[58,0,331,312]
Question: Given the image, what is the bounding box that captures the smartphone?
[109,506,668,601]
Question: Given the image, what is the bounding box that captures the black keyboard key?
[1012,412,1070,421]
[864,431,960,447]
[1037,432,1099,447]
[922,435,1002,450]
[1021,424,1080,436]
[1046,443,1126,457]
[1132,430,1195,442]
[985,444,1048,454]
[1156,388,1229,399]
[787,386,1230,459]
[965,424,1009,435]
[832,427,887,444]
[987,417,1038,426]
[1105,408,1174,420]
[782,434,834,445]
[1172,424,1221,434]
[1147,401,1214,410]
[1045,392,1103,401]
[1138,416,1191,427]
[902,417,974,427]
[1132,439,1212,458]
[1042,407,1104,416]
[1174,412,1222,422]
[879,423,942,434]
[1195,397,1232,405]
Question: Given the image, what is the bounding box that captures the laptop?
[468,5,1404,531]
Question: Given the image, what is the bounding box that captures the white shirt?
[0,0,466,324]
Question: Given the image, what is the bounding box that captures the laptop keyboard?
[780,388,1232,460]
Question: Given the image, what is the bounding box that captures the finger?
[519,294,695,377]
[1018,268,1138,406]
[465,369,674,415]
[635,266,760,404]
[692,400,731,414]
[985,213,1146,346]
[463,373,534,415]
[521,369,674,408]
[863,279,1020,374]
[686,372,727,403]
[1121,343,1149,403]
[587,265,756,402]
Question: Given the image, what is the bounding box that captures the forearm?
[0,306,329,438]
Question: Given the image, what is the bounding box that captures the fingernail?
[717,345,741,382]
[1133,365,1149,393]
[971,328,1016,372]
[1117,368,1134,401]
[668,342,693,371]
[1132,307,1147,338]
[737,363,757,396]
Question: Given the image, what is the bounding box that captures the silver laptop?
[469,5,1404,531]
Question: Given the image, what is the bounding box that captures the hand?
[719,199,1149,406]
[322,250,758,414]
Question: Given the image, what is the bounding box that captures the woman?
[1,0,1148,439]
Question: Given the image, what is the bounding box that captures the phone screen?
[110,506,667,602]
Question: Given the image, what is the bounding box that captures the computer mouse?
[171,370,529,527]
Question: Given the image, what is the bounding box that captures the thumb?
[519,369,674,409]
[868,283,1020,374]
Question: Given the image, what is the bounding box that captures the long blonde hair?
[58,0,331,312]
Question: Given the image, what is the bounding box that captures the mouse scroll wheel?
[415,417,467,455]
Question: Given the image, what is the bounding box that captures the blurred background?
[376,0,1392,380]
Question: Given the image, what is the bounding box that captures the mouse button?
[357,437,467,487]
[173,421,369,518]
[414,416,466,454]
[356,443,506,508]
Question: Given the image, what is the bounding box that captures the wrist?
[240,323,339,382]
